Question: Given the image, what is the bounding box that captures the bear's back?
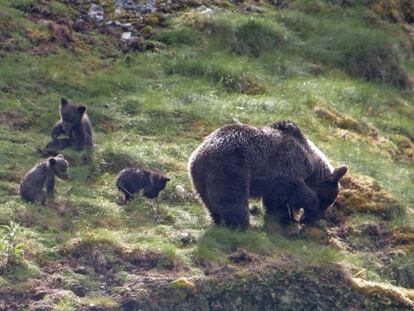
[20,161,48,192]
[192,123,314,181]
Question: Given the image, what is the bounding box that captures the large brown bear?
[188,120,347,229]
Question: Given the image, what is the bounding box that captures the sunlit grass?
[0,1,413,302]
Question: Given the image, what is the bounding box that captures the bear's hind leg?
[206,169,250,230]
[222,207,249,230]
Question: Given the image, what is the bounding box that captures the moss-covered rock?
[314,106,362,132]
[332,174,403,219]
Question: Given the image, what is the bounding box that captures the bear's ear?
[49,158,57,166]
[332,165,348,183]
[61,97,69,106]
[56,154,64,159]
[78,106,87,115]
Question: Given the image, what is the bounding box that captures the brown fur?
[116,167,170,204]
[20,155,70,205]
[189,121,347,229]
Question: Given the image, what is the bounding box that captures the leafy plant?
[0,221,25,269]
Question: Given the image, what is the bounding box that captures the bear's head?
[49,154,70,180]
[60,97,87,132]
[143,172,170,199]
[311,165,348,212]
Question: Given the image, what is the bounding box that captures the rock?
[314,106,361,132]
[107,20,134,31]
[89,4,104,23]
[121,31,133,41]
[114,0,157,14]
[332,174,403,220]
[199,7,214,15]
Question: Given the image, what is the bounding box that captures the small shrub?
[0,221,25,269]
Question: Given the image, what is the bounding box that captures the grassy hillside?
[0,0,413,309]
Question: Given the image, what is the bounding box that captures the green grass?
[0,0,413,305]
[196,227,341,265]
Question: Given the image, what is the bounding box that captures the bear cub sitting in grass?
[20,154,70,205]
[49,97,93,152]
[189,120,347,229]
[116,168,170,204]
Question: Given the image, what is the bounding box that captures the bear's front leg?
[36,191,46,205]
[72,127,86,151]
[51,121,65,140]
[46,175,55,194]
[263,195,292,224]
[287,180,320,224]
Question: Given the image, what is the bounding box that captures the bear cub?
[20,154,70,205]
[116,168,170,204]
[50,97,93,151]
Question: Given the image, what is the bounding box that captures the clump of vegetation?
[0,221,25,269]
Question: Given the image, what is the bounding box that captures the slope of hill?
[0,0,413,310]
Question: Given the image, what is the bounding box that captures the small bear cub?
[20,154,70,205]
[51,97,93,151]
[116,168,170,204]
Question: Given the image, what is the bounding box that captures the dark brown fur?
[20,155,70,205]
[116,167,170,204]
[51,97,93,151]
[189,121,347,229]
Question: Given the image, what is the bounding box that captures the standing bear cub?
[51,97,93,151]
[116,168,170,204]
[20,154,70,205]
[189,121,347,229]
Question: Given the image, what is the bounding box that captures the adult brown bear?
[188,120,347,229]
